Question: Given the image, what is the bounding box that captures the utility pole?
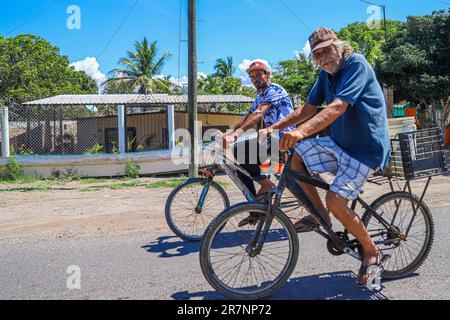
[188,0,198,177]
[379,4,393,118]
[381,5,387,40]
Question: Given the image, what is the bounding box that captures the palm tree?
[104,37,172,94]
[213,56,235,78]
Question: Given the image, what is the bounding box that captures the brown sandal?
[237,212,263,227]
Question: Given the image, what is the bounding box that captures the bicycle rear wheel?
[200,203,299,300]
[165,177,230,241]
[362,191,434,280]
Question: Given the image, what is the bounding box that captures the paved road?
[1,206,449,300]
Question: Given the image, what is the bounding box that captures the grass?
[79,178,110,184]
[0,180,54,192]
[0,174,41,184]
[145,178,230,189]
[146,178,186,189]
[78,180,142,192]
[0,174,230,192]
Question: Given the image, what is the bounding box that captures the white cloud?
[70,57,107,92]
[167,73,208,88]
[302,40,311,57]
[240,76,253,87]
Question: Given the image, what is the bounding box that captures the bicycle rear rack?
[367,127,448,199]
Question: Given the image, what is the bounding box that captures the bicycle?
[199,128,447,300]
[165,133,302,241]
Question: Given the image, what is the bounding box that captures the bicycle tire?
[200,203,299,300]
[362,191,434,280]
[165,177,230,242]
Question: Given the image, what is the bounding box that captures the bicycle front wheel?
[200,203,299,300]
[362,191,434,280]
[165,177,230,241]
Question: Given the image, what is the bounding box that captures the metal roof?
[22,94,254,106]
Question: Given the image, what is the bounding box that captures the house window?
[105,128,137,153]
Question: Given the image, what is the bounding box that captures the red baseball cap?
[246,60,271,74]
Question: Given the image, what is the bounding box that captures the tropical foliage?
[104,37,174,94]
[0,34,97,104]
[376,9,450,128]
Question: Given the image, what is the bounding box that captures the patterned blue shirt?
[249,83,296,134]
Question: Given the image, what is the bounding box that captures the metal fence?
[0,103,244,156]
[2,103,120,156]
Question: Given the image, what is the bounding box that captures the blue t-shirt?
[307,53,391,170]
[249,83,296,134]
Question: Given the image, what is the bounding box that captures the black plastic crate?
[389,128,448,180]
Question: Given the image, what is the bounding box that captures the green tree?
[213,56,236,78]
[0,34,97,104]
[105,37,172,94]
[376,9,450,129]
[271,53,318,104]
[337,20,404,66]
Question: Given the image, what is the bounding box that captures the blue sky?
[1,0,449,88]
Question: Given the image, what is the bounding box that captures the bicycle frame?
[196,143,299,211]
[252,149,410,262]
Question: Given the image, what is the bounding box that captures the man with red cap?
[220,59,296,224]
[260,27,391,287]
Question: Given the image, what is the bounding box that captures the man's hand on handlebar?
[280,130,305,150]
[222,134,237,149]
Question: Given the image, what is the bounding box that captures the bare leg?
[291,152,331,225]
[325,191,380,283]
[258,178,275,196]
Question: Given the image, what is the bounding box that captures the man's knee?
[325,191,349,217]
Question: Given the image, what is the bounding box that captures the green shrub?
[84,144,104,155]
[51,169,62,179]
[64,168,80,181]
[4,155,24,181]
[125,159,140,179]
[18,145,35,155]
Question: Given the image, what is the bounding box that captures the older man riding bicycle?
[260,27,391,287]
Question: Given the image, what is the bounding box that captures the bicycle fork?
[195,170,215,213]
[245,194,279,257]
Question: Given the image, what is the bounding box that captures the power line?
[5,0,65,36]
[278,0,311,32]
[435,0,450,6]
[358,0,385,6]
[97,0,139,61]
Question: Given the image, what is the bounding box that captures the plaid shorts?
[295,136,374,200]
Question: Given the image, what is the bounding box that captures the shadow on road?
[142,229,288,258]
[142,236,200,258]
[172,270,391,300]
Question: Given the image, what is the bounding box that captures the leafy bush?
[4,155,24,181]
[125,159,140,179]
[84,144,104,155]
